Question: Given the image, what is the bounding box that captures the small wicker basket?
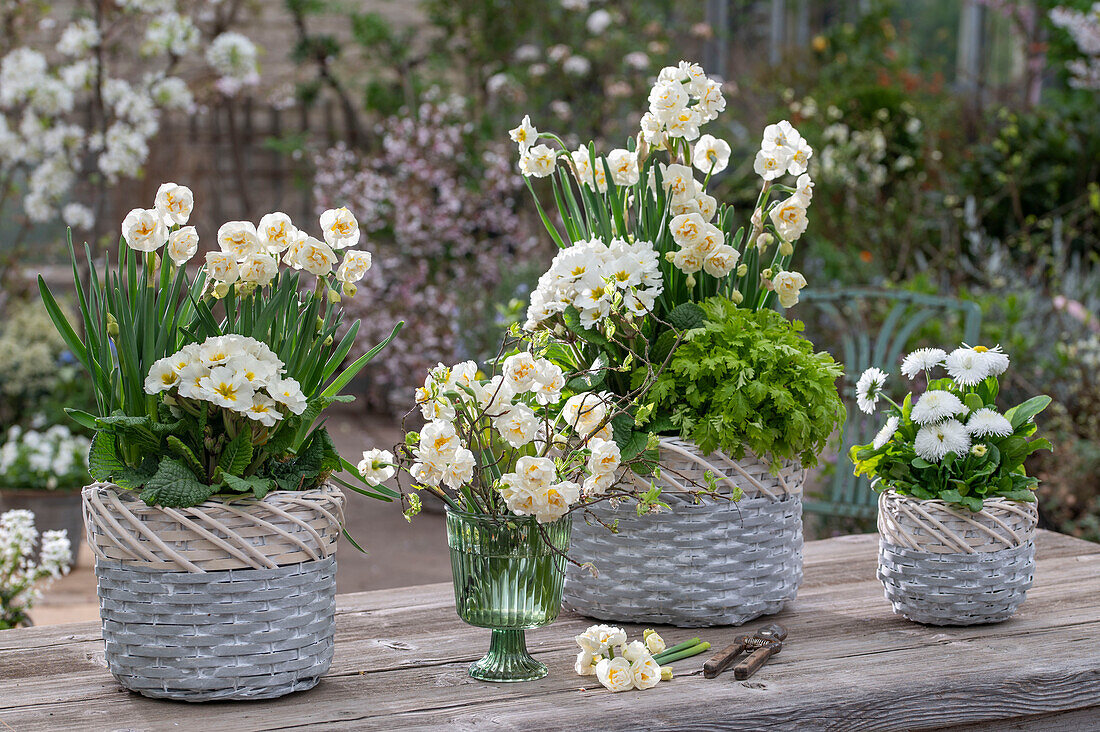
[877,490,1038,626]
[564,438,805,627]
[82,482,345,701]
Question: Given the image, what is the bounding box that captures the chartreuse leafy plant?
[39,183,402,510]
[850,345,1052,512]
[643,300,845,471]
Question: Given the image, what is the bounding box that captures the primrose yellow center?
[615,270,630,282]
[213,382,238,401]
[571,266,586,277]
[973,346,989,353]
[160,372,178,385]
[591,286,606,299]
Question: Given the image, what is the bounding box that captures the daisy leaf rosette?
[39,184,403,508]
[849,344,1052,511]
[372,333,724,532]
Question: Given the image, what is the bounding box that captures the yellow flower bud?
[327,288,342,304]
[106,313,119,338]
[212,282,230,299]
[664,251,676,262]
[779,240,794,257]
[685,274,696,289]
[660,667,674,681]
[971,443,988,457]
[761,268,774,279]
[730,291,744,305]
[342,283,358,298]
[755,233,773,250]
[736,263,748,277]
[323,335,334,347]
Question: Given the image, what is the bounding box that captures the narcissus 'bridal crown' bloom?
[574,625,670,692]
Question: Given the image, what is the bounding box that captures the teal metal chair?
[798,289,982,519]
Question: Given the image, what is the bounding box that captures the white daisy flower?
[900,348,946,379]
[966,408,1013,438]
[914,419,971,463]
[872,416,900,449]
[910,389,967,425]
[970,344,1010,377]
[945,346,994,386]
[855,367,888,415]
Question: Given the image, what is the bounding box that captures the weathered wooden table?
[2,530,1097,731]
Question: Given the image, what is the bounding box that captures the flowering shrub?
[40,184,400,508]
[313,97,538,410]
[850,345,1052,511]
[0,3,259,234]
[1050,3,1100,90]
[0,509,71,629]
[0,424,89,492]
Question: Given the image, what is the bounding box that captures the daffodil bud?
[761,268,774,279]
[213,282,230,299]
[685,274,696,289]
[323,335,333,347]
[737,263,748,277]
[664,251,676,262]
[755,233,773,250]
[315,316,324,332]
[327,288,341,304]
[342,283,357,298]
[779,240,794,257]
[730,290,744,305]
[660,667,674,681]
[106,313,119,338]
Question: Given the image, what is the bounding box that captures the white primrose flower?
[154,182,193,226]
[205,251,239,284]
[320,206,361,249]
[856,367,888,415]
[166,226,199,265]
[771,270,807,308]
[595,657,635,692]
[269,377,308,415]
[631,656,662,690]
[238,252,279,286]
[144,357,180,394]
[911,389,967,425]
[967,408,1013,438]
[244,392,282,427]
[357,448,396,486]
[218,220,261,260]
[336,250,373,284]
[873,416,900,449]
[606,148,639,186]
[257,212,298,253]
[502,352,539,393]
[692,134,731,174]
[121,207,168,252]
[519,144,556,178]
[900,348,947,379]
[294,236,338,276]
[914,419,971,463]
[509,114,538,153]
[200,366,254,411]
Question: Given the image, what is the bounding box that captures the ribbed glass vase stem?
[446,509,571,683]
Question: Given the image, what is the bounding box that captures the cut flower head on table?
[851,344,1052,511]
[39,184,402,510]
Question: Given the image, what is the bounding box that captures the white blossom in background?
[1051,4,1100,89]
[0,5,261,228]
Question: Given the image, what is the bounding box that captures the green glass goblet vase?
[446,509,572,682]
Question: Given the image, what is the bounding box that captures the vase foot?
[469,629,547,682]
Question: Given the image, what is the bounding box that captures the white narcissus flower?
[218,220,261,260]
[122,207,168,252]
[587,438,621,477]
[966,408,1014,438]
[665,106,701,141]
[669,212,707,247]
[154,182,193,226]
[269,377,308,415]
[692,134,732,174]
[770,197,810,241]
[772,270,807,308]
[787,137,814,176]
[914,419,971,463]
[647,80,688,122]
[660,163,696,204]
[873,416,900,449]
[696,192,718,221]
[519,144,556,178]
[639,112,666,148]
[795,173,814,202]
[575,651,598,676]
[441,447,476,490]
[762,120,802,152]
[911,390,967,425]
[595,657,635,692]
[532,360,564,405]
[570,147,593,186]
[671,246,704,274]
[696,79,726,121]
[576,624,626,655]
[238,252,278,285]
[856,367,888,415]
[205,251,239,284]
[320,206,361,249]
[621,640,649,663]
[631,656,662,690]
[703,244,740,277]
[257,212,297,253]
[508,114,538,153]
[502,352,539,392]
[336,250,373,284]
[495,403,540,448]
[606,148,639,186]
[900,348,946,379]
[537,479,580,522]
[644,632,666,655]
[144,357,180,394]
[358,449,396,486]
[295,236,338,276]
[166,226,199,265]
[754,148,793,181]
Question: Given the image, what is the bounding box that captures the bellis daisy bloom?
[872,416,900,449]
[945,347,993,386]
[966,408,1013,438]
[900,348,946,379]
[911,389,967,425]
[914,419,971,463]
[855,367,888,414]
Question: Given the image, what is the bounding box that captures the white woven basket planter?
[877,490,1038,626]
[82,482,345,702]
[564,438,805,627]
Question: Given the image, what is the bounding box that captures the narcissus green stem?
[652,641,710,664]
[651,637,700,661]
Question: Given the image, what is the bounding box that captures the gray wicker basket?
[877,490,1038,626]
[564,438,805,627]
[82,483,345,701]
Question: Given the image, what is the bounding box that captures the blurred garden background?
[0,0,1096,624]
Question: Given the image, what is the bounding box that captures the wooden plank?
[0,531,1096,731]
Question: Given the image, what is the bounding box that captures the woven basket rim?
[878,488,1036,511]
[877,489,1037,555]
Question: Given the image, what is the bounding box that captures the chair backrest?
[798,288,982,519]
